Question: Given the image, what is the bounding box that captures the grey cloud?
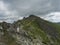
[3,0,55,16]
[3,0,60,14]
[0,0,60,22]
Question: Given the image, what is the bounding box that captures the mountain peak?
[25,15,41,21]
[29,15,37,17]
[0,15,60,45]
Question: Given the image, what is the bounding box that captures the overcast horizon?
[0,0,60,23]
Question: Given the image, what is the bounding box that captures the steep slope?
[0,15,60,45]
[0,22,17,45]
[14,15,60,45]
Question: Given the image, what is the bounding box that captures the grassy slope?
[17,15,60,45]
[1,15,60,45]
[21,19,50,45]
[0,22,17,45]
[1,30,17,45]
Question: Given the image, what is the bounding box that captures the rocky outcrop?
[0,15,60,45]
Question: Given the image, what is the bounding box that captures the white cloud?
[0,0,60,23]
[41,12,60,22]
[0,1,7,10]
[0,1,10,15]
[0,0,19,23]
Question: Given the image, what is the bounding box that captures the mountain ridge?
[0,15,60,45]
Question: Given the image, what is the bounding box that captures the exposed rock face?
[15,26,43,45]
[0,15,60,45]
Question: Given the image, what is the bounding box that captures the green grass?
[19,16,60,45]
[12,16,60,45]
[22,20,52,45]
[2,30,17,45]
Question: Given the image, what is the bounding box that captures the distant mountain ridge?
[0,15,60,45]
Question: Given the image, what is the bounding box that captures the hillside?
[0,15,60,45]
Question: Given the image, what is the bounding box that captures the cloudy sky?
[0,0,60,23]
